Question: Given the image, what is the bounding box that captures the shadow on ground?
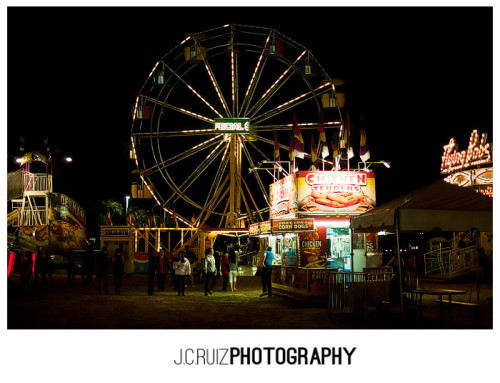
[7,274,493,330]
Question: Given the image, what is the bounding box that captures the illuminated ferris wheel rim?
[130,24,344,228]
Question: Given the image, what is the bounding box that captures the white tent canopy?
[350,180,493,233]
[349,180,492,317]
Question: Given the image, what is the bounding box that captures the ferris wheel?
[130,24,344,229]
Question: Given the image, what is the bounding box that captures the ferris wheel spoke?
[203,143,230,208]
[252,120,342,132]
[246,50,307,118]
[239,137,270,206]
[194,41,232,117]
[133,129,223,138]
[251,81,331,125]
[230,25,238,117]
[198,144,231,222]
[162,61,224,118]
[142,95,214,124]
[167,140,228,204]
[137,135,224,176]
[240,33,271,116]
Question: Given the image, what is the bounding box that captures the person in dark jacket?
[67,252,76,287]
[147,252,157,295]
[157,249,170,292]
[96,247,110,294]
[82,244,94,286]
[220,252,230,292]
[112,248,125,294]
[40,249,54,286]
[21,251,34,297]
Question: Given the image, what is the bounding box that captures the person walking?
[67,252,76,287]
[220,252,230,292]
[260,246,274,298]
[21,251,34,297]
[157,249,170,292]
[184,245,197,288]
[112,248,125,294]
[83,244,94,286]
[96,247,110,294]
[228,245,239,292]
[204,248,217,296]
[173,251,191,296]
[171,252,180,292]
[34,246,42,286]
[147,252,156,295]
[41,249,54,286]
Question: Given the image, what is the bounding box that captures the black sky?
[7,6,493,235]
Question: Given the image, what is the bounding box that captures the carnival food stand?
[253,170,378,299]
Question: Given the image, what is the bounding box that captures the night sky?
[7,6,493,236]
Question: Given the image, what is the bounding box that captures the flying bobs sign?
[214,118,250,133]
[440,130,492,174]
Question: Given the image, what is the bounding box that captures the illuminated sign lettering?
[304,171,368,193]
[214,118,250,133]
[440,130,492,174]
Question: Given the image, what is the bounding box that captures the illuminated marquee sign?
[304,172,367,193]
[214,118,250,133]
[248,219,315,236]
[440,130,492,174]
[272,218,315,233]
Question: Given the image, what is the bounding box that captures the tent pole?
[476,229,480,304]
[395,212,405,321]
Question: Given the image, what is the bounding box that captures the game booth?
[251,170,379,299]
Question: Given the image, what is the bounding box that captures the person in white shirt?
[173,251,191,296]
[204,248,217,296]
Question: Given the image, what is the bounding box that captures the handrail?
[424,245,477,277]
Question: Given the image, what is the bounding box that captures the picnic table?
[412,288,466,324]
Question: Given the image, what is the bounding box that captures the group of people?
[13,240,276,299]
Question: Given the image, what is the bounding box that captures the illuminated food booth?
[258,170,377,299]
[441,129,493,198]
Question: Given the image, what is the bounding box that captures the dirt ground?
[7,272,493,330]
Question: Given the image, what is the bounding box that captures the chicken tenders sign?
[270,171,376,217]
[297,171,376,215]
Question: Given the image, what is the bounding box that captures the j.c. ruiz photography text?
[173,347,356,366]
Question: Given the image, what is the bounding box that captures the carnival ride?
[131,24,345,234]
[7,151,86,253]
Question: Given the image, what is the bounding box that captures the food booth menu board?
[270,171,376,217]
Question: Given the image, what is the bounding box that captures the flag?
[127,211,136,226]
[274,132,281,163]
[359,117,370,162]
[289,135,297,172]
[191,213,196,225]
[342,113,354,159]
[331,131,339,159]
[317,114,329,158]
[310,135,319,170]
[292,117,305,159]
[107,211,113,226]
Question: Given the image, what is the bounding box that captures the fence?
[328,271,396,317]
